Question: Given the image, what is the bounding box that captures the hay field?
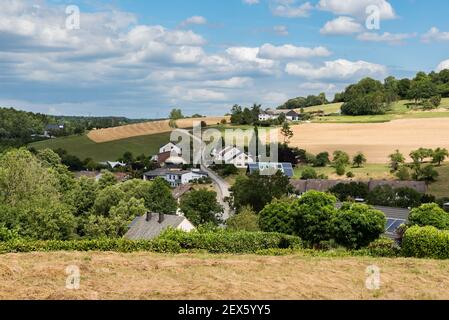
[288,118,449,163]
[1,252,449,300]
[88,117,229,143]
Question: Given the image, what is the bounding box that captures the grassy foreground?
[30,132,170,162]
[1,251,449,300]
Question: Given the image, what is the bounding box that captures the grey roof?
[290,179,427,194]
[124,213,188,240]
[247,162,294,177]
[143,168,208,178]
[286,110,300,117]
[172,184,193,200]
[336,202,410,221]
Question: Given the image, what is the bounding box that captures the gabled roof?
[172,184,193,200]
[124,213,190,240]
[247,162,294,177]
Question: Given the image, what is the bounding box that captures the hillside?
[31,132,170,162]
[1,251,449,300]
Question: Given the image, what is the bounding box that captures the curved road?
[178,129,233,220]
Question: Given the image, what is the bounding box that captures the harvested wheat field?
[288,118,449,163]
[88,117,229,143]
[1,252,449,300]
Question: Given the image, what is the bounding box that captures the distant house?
[212,146,255,168]
[286,110,300,121]
[124,213,196,240]
[74,171,130,182]
[159,142,182,155]
[247,162,294,178]
[107,161,126,169]
[143,168,208,187]
[151,151,172,165]
[290,179,428,194]
[46,124,65,131]
[258,109,284,121]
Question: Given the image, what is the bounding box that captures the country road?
[177,129,233,220]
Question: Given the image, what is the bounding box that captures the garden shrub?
[402,226,449,259]
[329,182,369,201]
[0,238,181,254]
[409,203,449,230]
[332,203,386,249]
[259,198,295,235]
[158,229,302,253]
[358,238,400,257]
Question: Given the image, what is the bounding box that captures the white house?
[143,168,208,187]
[159,142,182,155]
[212,146,255,168]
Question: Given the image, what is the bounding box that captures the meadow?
[2,251,449,300]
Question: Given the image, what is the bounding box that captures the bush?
[329,182,369,201]
[332,203,386,249]
[0,238,181,254]
[367,185,423,208]
[402,226,449,259]
[409,203,449,229]
[290,191,337,246]
[396,166,411,181]
[259,198,295,235]
[226,206,260,232]
[158,229,302,254]
[365,238,400,257]
[301,167,318,180]
[335,163,346,176]
[313,152,330,167]
[346,172,355,178]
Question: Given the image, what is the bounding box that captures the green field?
[312,99,449,123]
[294,164,394,180]
[30,132,171,162]
[428,164,449,198]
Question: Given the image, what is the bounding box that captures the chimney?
[158,213,165,224]
[146,212,152,222]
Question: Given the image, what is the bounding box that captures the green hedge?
[402,226,449,259]
[159,229,302,253]
[0,238,181,254]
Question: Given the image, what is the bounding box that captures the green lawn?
[30,132,171,162]
[428,163,449,198]
[312,99,449,124]
[294,164,394,180]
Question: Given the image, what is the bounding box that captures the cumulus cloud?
[437,60,449,72]
[258,43,331,59]
[357,32,416,44]
[317,0,396,20]
[271,0,313,18]
[180,16,207,27]
[273,25,289,36]
[285,59,387,80]
[320,16,363,35]
[422,27,449,43]
[204,77,254,89]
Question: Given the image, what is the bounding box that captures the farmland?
[31,132,170,162]
[287,118,449,164]
[2,251,449,300]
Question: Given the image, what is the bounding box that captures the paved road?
[178,129,233,220]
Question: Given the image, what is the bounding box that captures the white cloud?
[437,60,449,72]
[317,0,396,20]
[422,27,449,43]
[273,25,289,36]
[243,0,260,4]
[204,77,254,88]
[271,1,313,18]
[285,59,387,80]
[357,32,416,44]
[258,43,332,59]
[262,92,289,105]
[320,16,363,35]
[180,16,207,27]
[298,82,337,92]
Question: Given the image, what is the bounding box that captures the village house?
[247,162,294,178]
[212,146,255,169]
[143,168,208,187]
[159,142,182,155]
[124,212,196,240]
[258,109,300,122]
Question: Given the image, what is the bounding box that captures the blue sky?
[1,0,449,118]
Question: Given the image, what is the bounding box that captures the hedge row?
[158,230,302,253]
[402,226,449,259]
[0,238,181,254]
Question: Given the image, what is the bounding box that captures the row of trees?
[277,93,328,110]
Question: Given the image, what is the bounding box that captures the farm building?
[212,146,255,168]
[247,162,294,177]
[290,179,428,194]
[143,168,208,187]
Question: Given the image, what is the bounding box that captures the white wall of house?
[159,142,182,155]
[177,219,196,232]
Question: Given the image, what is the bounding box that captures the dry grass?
[88,117,230,143]
[1,252,449,300]
[287,118,449,163]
